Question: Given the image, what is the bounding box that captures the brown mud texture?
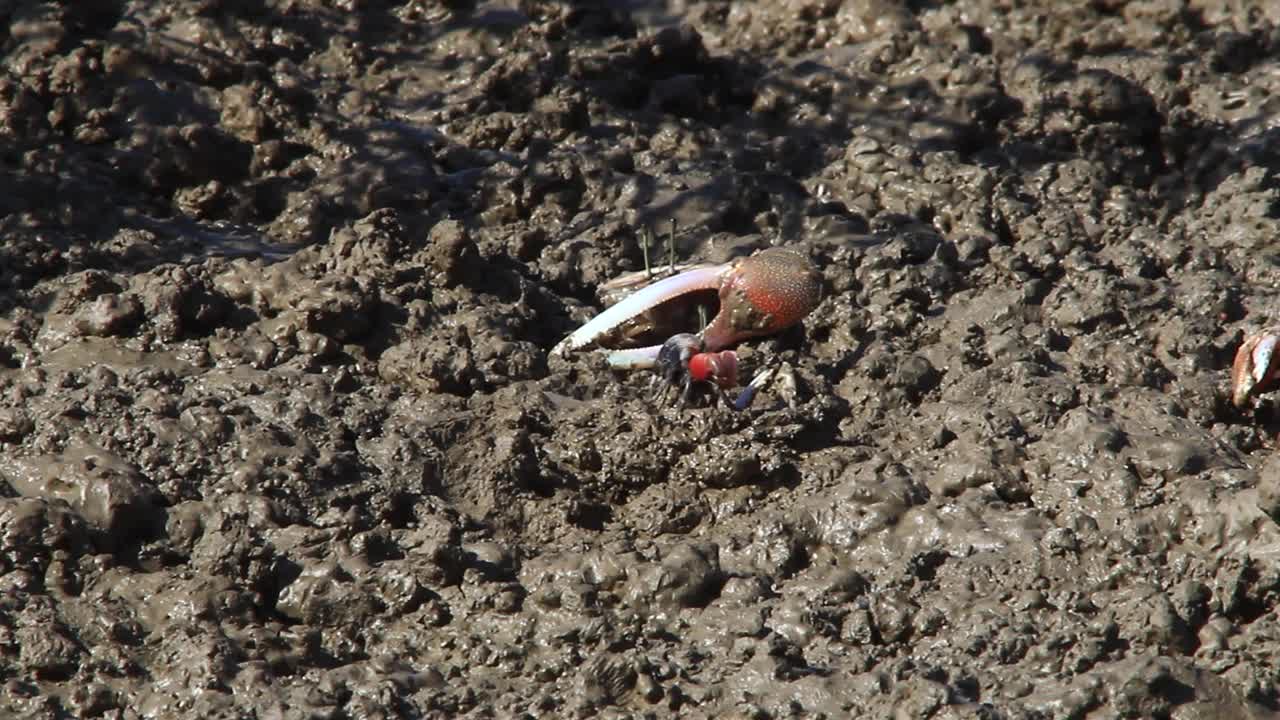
[3,1,1280,718]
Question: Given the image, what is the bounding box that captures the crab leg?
[553,264,728,357]
[732,364,778,411]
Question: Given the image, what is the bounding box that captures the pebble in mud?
[71,293,143,337]
[16,621,82,681]
[0,409,34,442]
[622,543,724,610]
[0,498,91,580]
[0,438,161,541]
[424,218,481,288]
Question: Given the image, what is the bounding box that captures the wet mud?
[3,0,1280,717]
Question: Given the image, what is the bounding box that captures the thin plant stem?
[641,226,653,280]
[667,219,677,275]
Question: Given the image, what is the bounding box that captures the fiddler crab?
[553,242,823,410]
[1231,326,1280,409]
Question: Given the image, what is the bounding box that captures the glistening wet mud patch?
[3,0,1280,717]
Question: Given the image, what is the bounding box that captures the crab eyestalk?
[1232,327,1280,408]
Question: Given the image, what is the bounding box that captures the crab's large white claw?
[553,264,727,357]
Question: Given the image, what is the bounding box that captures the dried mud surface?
[3,1,1280,718]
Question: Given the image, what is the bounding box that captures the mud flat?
[3,1,1280,717]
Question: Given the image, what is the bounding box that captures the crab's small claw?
[1232,327,1280,408]
[606,345,667,370]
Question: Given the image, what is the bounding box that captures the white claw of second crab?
[1232,327,1280,408]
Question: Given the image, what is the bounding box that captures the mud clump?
[2,0,1280,717]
